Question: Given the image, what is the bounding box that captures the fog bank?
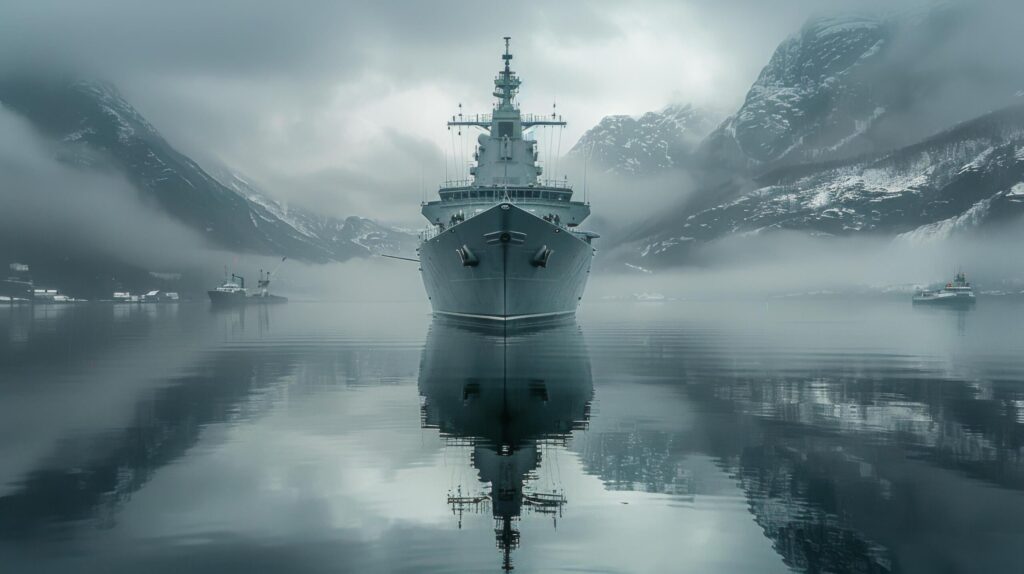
[588,229,1024,301]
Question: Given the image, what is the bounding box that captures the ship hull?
[419,203,593,321]
[912,293,976,306]
[249,293,288,304]
[207,290,247,306]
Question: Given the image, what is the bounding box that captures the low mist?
[0,105,214,267]
[0,104,425,301]
[588,227,1024,301]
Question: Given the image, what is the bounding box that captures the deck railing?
[438,182,573,193]
[446,113,565,126]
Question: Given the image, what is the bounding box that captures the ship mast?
[495,37,519,111]
[447,38,567,131]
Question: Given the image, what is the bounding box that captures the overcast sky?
[0,0,956,224]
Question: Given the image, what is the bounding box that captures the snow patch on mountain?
[697,14,891,170]
[957,147,996,175]
[628,105,1024,266]
[74,81,159,144]
[205,164,419,257]
[1013,145,1024,163]
[218,170,320,240]
[568,104,722,175]
[896,193,995,243]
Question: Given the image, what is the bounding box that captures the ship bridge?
[422,38,591,233]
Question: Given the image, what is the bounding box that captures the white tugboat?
[418,38,597,321]
[208,272,247,306]
[913,270,976,306]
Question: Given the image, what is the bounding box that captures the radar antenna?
[448,38,566,131]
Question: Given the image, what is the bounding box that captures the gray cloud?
[1,0,1019,227]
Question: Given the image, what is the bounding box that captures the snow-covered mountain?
[697,15,891,172]
[567,104,722,176]
[0,77,416,263]
[211,168,419,258]
[628,105,1024,267]
[608,6,1024,269]
[571,7,1005,184]
[694,7,1001,175]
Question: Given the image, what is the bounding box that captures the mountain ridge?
[603,6,1024,270]
[623,103,1024,268]
[566,103,723,176]
[0,77,416,263]
[0,76,417,295]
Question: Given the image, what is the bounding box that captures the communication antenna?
[449,120,458,184]
[456,103,463,179]
[269,255,287,276]
[587,139,597,204]
[548,99,558,184]
[583,141,588,204]
[554,120,563,182]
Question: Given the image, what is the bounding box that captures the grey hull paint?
[419,203,593,320]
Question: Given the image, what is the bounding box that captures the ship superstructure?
[418,38,597,321]
[208,272,247,306]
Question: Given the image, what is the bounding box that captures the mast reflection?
[418,318,593,571]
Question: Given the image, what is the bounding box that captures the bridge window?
[498,121,513,138]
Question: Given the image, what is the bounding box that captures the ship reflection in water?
[1,299,1024,573]
[419,319,592,571]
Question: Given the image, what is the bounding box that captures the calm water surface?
[1,298,1023,573]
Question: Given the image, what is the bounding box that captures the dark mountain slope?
[624,105,1024,267]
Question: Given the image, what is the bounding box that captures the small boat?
[632,292,666,302]
[208,273,247,306]
[912,270,976,306]
[248,261,288,304]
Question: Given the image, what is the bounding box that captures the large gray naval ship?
[418,38,597,321]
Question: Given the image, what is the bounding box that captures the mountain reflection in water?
[0,299,1022,573]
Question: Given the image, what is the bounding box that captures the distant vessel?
[418,38,597,321]
[208,273,247,305]
[1,263,34,302]
[249,268,288,304]
[913,270,976,306]
[210,258,288,305]
[632,292,666,302]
